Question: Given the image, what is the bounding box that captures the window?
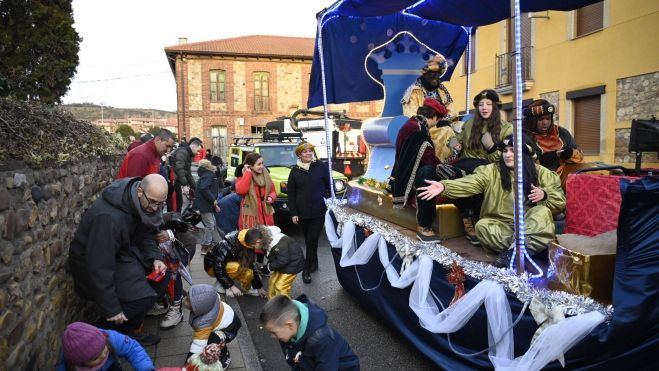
[253,72,270,112]
[572,95,601,155]
[251,126,265,134]
[496,15,533,88]
[209,70,226,102]
[211,126,227,160]
[461,30,476,75]
[576,1,604,37]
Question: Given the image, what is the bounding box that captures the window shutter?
[576,2,604,36]
[573,95,601,155]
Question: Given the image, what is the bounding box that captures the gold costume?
[267,272,297,299]
[225,261,254,291]
[458,118,513,162]
[439,163,565,253]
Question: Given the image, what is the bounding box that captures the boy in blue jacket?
[260,295,360,371]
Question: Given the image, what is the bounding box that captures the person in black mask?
[401,53,455,119]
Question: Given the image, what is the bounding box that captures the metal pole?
[465,28,472,115]
[512,0,525,275]
[317,9,336,200]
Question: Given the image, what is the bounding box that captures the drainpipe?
[179,53,186,139]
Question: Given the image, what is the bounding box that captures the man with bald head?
[69,174,171,345]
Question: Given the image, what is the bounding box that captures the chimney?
[178,37,188,44]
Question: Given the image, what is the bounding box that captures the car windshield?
[259,145,298,167]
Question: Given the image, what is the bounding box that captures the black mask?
[420,72,441,91]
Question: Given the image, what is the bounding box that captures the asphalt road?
[235,219,437,371]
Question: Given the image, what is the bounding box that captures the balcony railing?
[495,46,534,89]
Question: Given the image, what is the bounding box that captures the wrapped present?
[547,231,617,304]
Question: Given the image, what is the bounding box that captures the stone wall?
[615,71,659,163]
[0,156,122,370]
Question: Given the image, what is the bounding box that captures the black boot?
[302,270,312,284]
[309,260,319,273]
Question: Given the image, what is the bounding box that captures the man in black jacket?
[68,174,170,346]
[171,137,202,212]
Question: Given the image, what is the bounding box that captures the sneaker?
[245,288,260,297]
[469,233,481,246]
[220,347,232,368]
[160,299,183,329]
[126,327,161,346]
[416,227,441,243]
[462,217,480,245]
[214,282,226,294]
[146,300,168,316]
[494,249,515,268]
[201,244,213,255]
[302,270,312,284]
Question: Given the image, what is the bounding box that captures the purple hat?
[62,322,107,368]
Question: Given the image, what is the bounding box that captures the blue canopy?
[308,0,601,108]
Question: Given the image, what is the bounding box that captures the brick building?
[164,35,382,159]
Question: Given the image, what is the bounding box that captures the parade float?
[309,1,659,370]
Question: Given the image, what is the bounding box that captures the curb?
[225,294,264,371]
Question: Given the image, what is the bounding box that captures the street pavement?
[238,219,438,371]
[141,217,437,370]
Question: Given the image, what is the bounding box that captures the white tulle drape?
[324,211,605,371]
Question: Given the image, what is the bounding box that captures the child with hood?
[57,321,154,371]
[263,225,305,299]
[184,284,242,368]
[260,295,360,371]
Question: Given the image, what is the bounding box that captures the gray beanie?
[189,284,220,330]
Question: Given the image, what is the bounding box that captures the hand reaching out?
[107,312,128,324]
[229,286,243,297]
[417,180,445,200]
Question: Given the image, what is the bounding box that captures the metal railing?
[495,46,534,89]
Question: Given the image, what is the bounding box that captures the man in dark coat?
[260,294,360,370]
[68,174,170,346]
[171,137,203,211]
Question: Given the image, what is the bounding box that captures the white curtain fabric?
[324,211,605,371]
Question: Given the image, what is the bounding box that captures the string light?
[508,0,542,279]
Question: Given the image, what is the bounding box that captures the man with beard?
[68,174,170,346]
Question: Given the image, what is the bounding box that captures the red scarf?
[530,125,563,152]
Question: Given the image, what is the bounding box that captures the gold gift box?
[346,181,464,240]
[547,241,616,304]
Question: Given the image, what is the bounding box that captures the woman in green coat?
[419,134,565,267]
[453,89,513,246]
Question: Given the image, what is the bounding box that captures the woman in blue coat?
[193,159,220,255]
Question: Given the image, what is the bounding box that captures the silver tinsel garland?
[327,199,613,318]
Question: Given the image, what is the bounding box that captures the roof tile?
[164,35,315,59]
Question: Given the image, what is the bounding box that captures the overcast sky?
[62,0,333,111]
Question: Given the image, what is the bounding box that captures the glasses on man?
[141,188,166,209]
